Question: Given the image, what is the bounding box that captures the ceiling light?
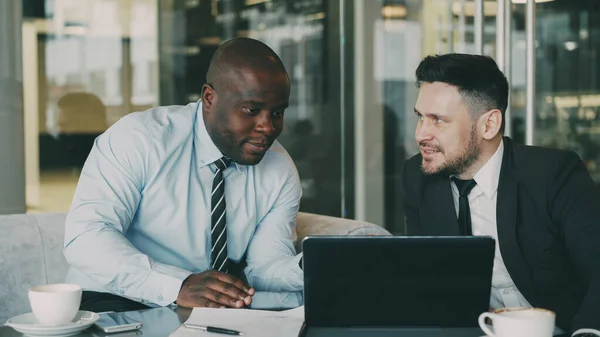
[245,0,270,6]
[564,41,578,51]
[306,12,326,21]
[382,5,407,19]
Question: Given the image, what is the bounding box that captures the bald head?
[206,37,288,91]
[201,37,291,166]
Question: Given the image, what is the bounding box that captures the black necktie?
[451,177,477,236]
[211,157,231,272]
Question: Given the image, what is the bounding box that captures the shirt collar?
[193,101,246,174]
[472,139,504,199]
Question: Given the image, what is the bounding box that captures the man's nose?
[255,112,275,135]
[415,120,434,143]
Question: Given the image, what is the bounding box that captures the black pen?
[184,323,244,336]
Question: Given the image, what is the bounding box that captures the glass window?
[4,0,596,233]
[25,0,159,212]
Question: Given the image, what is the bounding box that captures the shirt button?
[118,290,125,295]
[157,295,163,302]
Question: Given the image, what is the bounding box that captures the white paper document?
[169,306,305,337]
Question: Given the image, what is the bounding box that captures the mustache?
[418,141,442,152]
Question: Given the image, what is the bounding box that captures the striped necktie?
[210,157,231,272]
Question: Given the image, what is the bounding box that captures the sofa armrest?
[295,212,391,252]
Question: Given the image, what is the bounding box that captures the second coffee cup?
[478,307,555,337]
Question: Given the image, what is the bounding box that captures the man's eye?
[436,118,444,124]
[272,110,285,117]
[243,108,259,115]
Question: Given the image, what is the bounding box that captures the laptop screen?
[302,236,495,328]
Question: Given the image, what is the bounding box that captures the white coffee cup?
[28,284,82,325]
[478,307,555,337]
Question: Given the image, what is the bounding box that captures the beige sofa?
[0,211,389,323]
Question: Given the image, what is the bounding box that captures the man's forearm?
[65,226,192,306]
[249,291,303,309]
[245,254,303,292]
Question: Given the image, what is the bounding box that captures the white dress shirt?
[450,140,533,310]
[450,140,576,335]
[63,102,303,309]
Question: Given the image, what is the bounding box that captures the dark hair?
[415,53,509,133]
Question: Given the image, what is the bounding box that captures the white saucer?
[4,310,100,336]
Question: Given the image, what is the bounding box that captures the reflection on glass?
[24,0,158,212]
[525,1,600,181]
[56,92,107,168]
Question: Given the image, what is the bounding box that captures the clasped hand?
[177,271,255,308]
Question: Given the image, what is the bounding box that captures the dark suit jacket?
[401,137,600,332]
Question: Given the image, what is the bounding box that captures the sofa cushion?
[295,212,390,252]
[0,213,69,323]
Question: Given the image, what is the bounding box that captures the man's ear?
[481,109,502,140]
[202,84,217,110]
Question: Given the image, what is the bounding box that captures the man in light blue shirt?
[63,37,304,311]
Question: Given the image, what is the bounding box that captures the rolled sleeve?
[244,159,304,293]
[64,114,190,306]
[146,263,193,306]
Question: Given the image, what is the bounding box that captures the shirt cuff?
[145,263,192,306]
[572,329,600,336]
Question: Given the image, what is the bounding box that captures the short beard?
[421,125,480,177]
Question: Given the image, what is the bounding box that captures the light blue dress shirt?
[63,102,304,309]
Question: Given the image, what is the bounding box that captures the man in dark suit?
[401,53,600,336]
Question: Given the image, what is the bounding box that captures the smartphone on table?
[93,312,143,333]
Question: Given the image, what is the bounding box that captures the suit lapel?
[496,137,534,302]
[421,176,461,236]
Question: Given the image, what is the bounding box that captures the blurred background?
[0,0,599,234]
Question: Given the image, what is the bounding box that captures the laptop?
[300,236,495,337]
